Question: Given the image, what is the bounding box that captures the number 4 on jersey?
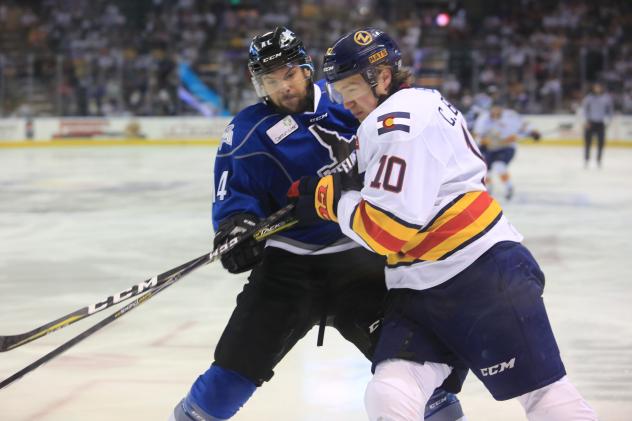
[215,170,229,201]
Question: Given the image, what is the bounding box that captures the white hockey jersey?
[337,88,523,291]
[473,109,525,151]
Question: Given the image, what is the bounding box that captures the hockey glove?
[213,213,265,274]
[287,170,362,224]
[287,175,338,224]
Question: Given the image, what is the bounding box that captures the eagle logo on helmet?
[279,28,295,48]
[353,30,373,46]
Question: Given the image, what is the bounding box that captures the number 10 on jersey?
[369,155,406,193]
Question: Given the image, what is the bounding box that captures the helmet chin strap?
[377,80,401,106]
[303,81,315,112]
[363,66,396,106]
[302,67,316,112]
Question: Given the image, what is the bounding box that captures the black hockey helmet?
[248,27,314,100]
[323,28,402,103]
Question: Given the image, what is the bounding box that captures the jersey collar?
[304,83,321,114]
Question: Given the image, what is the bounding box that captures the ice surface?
[0,145,630,420]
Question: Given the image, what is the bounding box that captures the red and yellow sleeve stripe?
[350,200,422,255]
[350,191,502,264]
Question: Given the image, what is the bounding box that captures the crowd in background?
[0,0,630,117]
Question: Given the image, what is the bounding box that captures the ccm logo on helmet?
[480,357,516,376]
[262,52,282,62]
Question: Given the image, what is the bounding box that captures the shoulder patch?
[221,124,234,146]
[266,116,299,144]
[377,112,410,135]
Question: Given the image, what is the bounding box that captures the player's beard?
[272,81,314,114]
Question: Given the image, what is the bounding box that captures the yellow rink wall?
[0,139,221,148]
[5,139,632,148]
[0,116,230,148]
[1,115,631,148]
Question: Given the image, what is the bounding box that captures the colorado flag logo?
[377,112,411,135]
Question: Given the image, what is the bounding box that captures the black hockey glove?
[213,213,265,274]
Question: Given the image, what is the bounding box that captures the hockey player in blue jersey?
[170,27,466,421]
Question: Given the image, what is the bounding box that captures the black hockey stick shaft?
[0,206,297,388]
[0,276,177,389]
[0,205,297,352]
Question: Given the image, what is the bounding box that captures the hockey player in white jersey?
[288,28,598,421]
[170,27,466,421]
[473,103,539,200]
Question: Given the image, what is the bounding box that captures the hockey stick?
[0,275,177,389]
[0,206,297,389]
[0,205,297,353]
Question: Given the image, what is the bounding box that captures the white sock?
[516,376,598,421]
[365,359,451,421]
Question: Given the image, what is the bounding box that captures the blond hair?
[377,64,414,91]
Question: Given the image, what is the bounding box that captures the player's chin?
[353,111,366,121]
[278,97,306,114]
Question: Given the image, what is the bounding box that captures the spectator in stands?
[0,0,631,117]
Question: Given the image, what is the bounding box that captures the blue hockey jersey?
[212,80,359,252]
